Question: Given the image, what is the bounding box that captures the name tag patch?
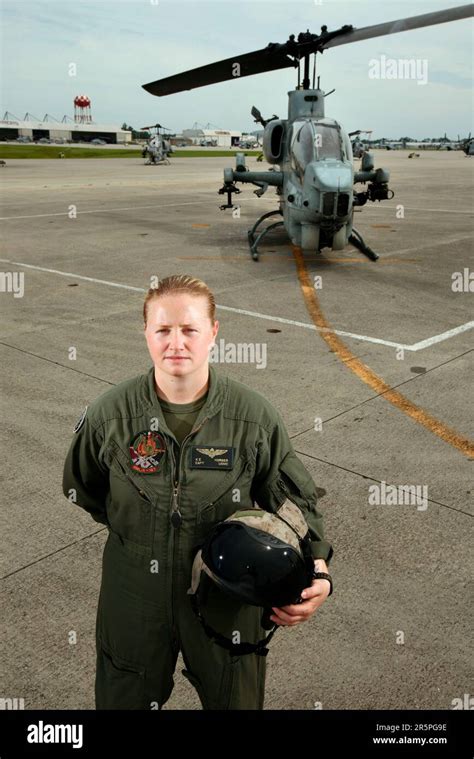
[191,446,234,469]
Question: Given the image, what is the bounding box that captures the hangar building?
[182,127,241,147]
[0,115,132,144]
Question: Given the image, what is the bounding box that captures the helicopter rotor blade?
[143,46,298,96]
[142,4,473,97]
[322,4,473,50]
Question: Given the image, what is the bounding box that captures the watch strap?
[312,570,333,596]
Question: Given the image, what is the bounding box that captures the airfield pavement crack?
[294,450,473,519]
[1,528,107,581]
[0,301,141,341]
[0,342,116,387]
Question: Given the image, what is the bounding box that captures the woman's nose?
[169,330,185,350]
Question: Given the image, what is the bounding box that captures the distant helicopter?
[440,134,474,155]
[141,123,173,165]
[142,4,473,261]
[348,129,373,159]
[460,133,474,156]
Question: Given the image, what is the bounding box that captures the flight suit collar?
[143,363,227,440]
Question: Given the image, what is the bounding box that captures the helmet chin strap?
[188,535,315,657]
[189,589,279,657]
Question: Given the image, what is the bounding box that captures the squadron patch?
[130,431,166,473]
[191,446,234,469]
[73,406,88,434]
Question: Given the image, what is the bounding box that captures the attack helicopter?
[142,4,473,261]
[141,123,173,165]
[348,130,373,159]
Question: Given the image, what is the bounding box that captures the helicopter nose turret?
[305,159,353,194]
[300,159,353,225]
[285,159,354,251]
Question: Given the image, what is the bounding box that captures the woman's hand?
[269,560,331,627]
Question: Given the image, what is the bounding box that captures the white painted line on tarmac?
[378,234,473,257]
[0,259,146,292]
[409,322,474,350]
[365,206,473,215]
[216,304,407,348]
[0,200,210,221]
[0,258,472,351]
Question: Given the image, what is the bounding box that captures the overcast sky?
[1,0,472,139]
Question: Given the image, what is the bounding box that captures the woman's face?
[144,293,218,379]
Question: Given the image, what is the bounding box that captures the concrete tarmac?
[0,151,472,709]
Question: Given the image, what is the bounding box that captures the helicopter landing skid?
[349,228,379,262]
[247,210,284,261]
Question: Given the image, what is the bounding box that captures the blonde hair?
[143,274,216,326]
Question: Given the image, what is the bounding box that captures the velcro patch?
[190,446,234,469]
[73,406,88,434]
[130,431,166,473]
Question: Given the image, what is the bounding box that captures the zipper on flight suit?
[168,416,209,644]
[171,483,182,528]
[169,416,209,529]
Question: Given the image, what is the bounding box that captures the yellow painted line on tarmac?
[292,245,474,459]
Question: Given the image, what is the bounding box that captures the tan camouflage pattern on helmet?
[187,499,309,596]
[223,500,308,552]
[188,549,206,596]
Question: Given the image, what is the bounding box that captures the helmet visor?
[202,522,311,607]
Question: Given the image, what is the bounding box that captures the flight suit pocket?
[106,441,157,548]
[221,652,266,710]
[218,650,265,710]
[182,658,241,711]
[218,656,242,710]
[270,452,314,507]
[96,642,146,710]
[194,450,256,545]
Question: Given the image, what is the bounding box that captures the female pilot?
[63,274,333,710]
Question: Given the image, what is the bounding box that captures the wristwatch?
[312,570,333,596]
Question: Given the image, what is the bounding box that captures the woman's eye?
[155,328,197,334]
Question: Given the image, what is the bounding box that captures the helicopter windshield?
[291,121,316,179]
[290,120,343,179]
[315,123,343,160]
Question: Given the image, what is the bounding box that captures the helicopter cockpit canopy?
[290,119,345,180]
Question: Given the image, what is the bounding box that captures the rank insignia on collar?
[130,431,166,473]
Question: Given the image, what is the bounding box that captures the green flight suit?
[62,364,333,710]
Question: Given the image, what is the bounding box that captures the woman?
[63,274,333,710]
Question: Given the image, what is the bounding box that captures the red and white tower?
[74,95,92,123]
